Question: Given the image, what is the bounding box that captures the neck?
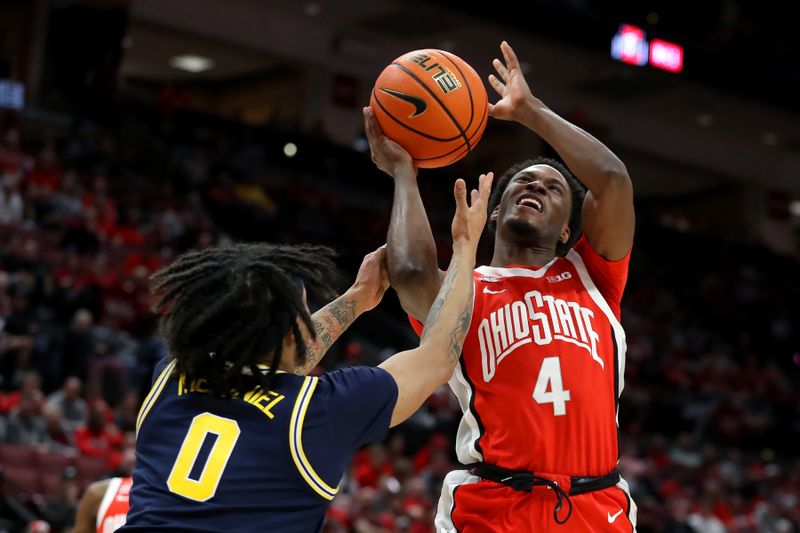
[257,352,296,373]
[490,238,558,268]
[277,359,295,372]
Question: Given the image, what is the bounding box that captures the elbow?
[388,259,436,287]
[601,163,632,188]
[598,165,633,198]
[429,360,457,390]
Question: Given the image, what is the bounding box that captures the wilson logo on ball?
[378,88,428,117]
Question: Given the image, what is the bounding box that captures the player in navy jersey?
[119,173,492,532]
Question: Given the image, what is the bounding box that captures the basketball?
[370,49,488,168]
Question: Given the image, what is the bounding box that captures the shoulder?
[571,234,632,265]
[80,478,113,512]
[567,235,631,308]
[85,478,112,498]
[316,366,396,394]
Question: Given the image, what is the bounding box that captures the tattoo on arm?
[297,296,358,374]
[420,253,473,362]
[449,306,473,363]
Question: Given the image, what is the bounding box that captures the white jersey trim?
[617,475,639,531]
[565,249,628,398]
[448,363,483,464]
[447,279,483,465]
[435,469,481,533]
[96,476,123,529]
[475,257,558,280]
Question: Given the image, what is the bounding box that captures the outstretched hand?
[351,245,390,313]
[488,41,536,122]
[451,173,493,249]
[363,106,417,179]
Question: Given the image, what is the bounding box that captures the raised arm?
[296,246,389,375]
[489,41,634,261]
[380,172,492,427]
[363,107,444,321]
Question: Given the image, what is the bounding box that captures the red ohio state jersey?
[96,476,132,533]
[411,236,630,477]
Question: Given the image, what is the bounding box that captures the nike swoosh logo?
[483,287,506,295]
[379,88,427,118]
[607,509,624,523]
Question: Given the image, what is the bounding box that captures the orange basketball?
[370,49,488,169]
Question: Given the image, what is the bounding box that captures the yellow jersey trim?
[289,376,338,500]
[136,360,176,435]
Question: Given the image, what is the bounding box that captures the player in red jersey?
[364,40,637,532]
[72,476,132,533]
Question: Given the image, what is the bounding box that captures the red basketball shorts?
[435,470,638,532]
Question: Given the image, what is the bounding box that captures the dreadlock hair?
[150,243,339,397]
[486,156,586,257]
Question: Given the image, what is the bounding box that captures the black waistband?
[465,463,621,525]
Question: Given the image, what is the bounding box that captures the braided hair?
[487,156,586,257]
[150,243,339,396]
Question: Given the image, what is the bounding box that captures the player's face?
[494,164,572,244]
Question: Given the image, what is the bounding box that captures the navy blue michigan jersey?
[121,358,398,532]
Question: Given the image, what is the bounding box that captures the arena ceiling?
[122,0,800,194]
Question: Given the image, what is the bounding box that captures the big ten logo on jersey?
[408,52,462,94]
[477,289,603,382]
[546,271,572,283]
[177,375,285,420]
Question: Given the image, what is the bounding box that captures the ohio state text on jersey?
[410,236,629,477]
[96,476,132,533]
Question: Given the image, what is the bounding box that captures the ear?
[280,328,298,362]
[559,224,571,245]
[490,206,499,222]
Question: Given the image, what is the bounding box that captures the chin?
[504,217,541,237]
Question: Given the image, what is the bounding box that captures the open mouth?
[516,194,544,213]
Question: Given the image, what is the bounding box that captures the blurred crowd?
[0,103,798,533]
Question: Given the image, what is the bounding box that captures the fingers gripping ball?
[370,49,488,169]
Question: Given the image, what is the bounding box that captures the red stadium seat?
[35,451,73,473]
[0,465,41,498]
[75,456,109,484]
[39,472,63,497]
[0,443,36,467]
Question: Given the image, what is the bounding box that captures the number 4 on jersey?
[533,356,571,416]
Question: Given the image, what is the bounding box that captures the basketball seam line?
[438,50,477,132]
[390,62,471,152]
[414,103,488,161]
[372,88,463,143]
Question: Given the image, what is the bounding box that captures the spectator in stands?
[0,171,24,224]
[0,286,37,386]
[687,496,728,533]
[60,310,95,382]
[74,408,122,470]
[4,392,50,449]
[42,403,74,454]
[45,376,87,433]
[113,390,138,433]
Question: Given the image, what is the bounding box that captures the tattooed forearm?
[297,295,359,374]
[329,298,357,328]
[420,252,474,363]
[421,253,460,343]
[449,305,473,363]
